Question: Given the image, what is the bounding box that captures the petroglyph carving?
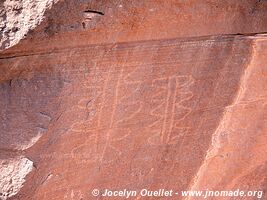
[148,75,194,145]
[70,133,98,162]
[64,189,84,200]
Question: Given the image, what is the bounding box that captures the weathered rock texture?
[0,0,267,200]
[0,156,33,200]
[0,0,58,50]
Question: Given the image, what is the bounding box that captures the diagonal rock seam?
[184,36,258,199]
[0,32,266,61]
[0,15,266,199]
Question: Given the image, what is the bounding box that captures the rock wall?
[0,0,58,50]
[0,0,266,200]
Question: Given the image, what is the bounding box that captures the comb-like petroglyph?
[0,18,266,199]
[145,75,195,145]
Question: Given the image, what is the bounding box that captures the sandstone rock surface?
[0,1,267,200]
[0,0,58,50]
[0,157,33,200]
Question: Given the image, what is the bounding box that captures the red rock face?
[0,1,267,200]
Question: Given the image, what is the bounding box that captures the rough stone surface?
[0,0,58,50]
[0,156,33,199]
[0,1,267,200]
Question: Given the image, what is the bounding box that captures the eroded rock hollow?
[0,0,267,199]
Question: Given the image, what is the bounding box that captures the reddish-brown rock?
[0,1,267,200]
